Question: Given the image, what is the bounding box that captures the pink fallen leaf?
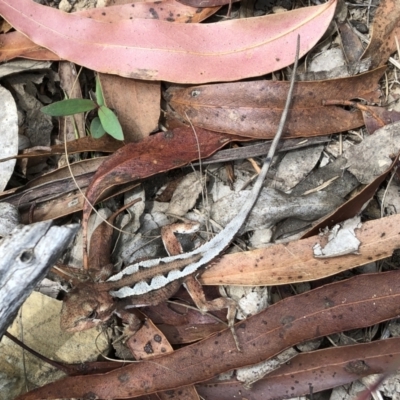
[0,0,219,62]
[0,0,337,83]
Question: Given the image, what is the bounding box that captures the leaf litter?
[0,0,400,399]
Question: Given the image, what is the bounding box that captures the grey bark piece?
[0,221,78,338]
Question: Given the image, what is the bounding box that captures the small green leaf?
[41,99,97,116]
[90,117,106,138]
[95,76,105,107]
[98,106,124,140]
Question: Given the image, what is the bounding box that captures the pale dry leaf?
[0,203,19,237]
[313,216,362,258]
[343,121,400,184]
[0,85,18,191]
[167,172,206,217]
[236,348,298,387]
[274,144,324,192]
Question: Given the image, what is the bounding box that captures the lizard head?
[60,284,115,332]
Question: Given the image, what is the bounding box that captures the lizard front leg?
[115,279,182,340]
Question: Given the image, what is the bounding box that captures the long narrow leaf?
[0,0,337,83]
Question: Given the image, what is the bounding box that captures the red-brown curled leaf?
[0,0,337,83]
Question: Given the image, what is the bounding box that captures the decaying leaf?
[196,338,400,399]
[361,0,400,68]
[166,67,385,138]
[99,74,160,142]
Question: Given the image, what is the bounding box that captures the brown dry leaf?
[15,270,400,400]
[201,213,400,286]
[99,74,160,142]
[0,156,138,223]
[0,157,106,204]
[166,67,385,138]
[20,182,138,224]
[323,101,400,135]
[337,21,364,63]
[144,300,227,344]
[125,316,200,399]
[361,0,400,68]
[0,0,337,83]
[0,135,121,163]
[0,31,61,62]
[196,338,400,399]
[361,105,400,134]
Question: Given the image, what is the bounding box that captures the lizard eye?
[87,310,98,320]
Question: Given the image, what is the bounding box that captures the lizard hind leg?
[161,220,201,256]
[183,276,241,351]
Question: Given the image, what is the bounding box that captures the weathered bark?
[0,220,78,337]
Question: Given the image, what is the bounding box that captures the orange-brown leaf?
[201,213,400,286]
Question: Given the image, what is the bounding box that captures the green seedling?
[41,76,124,141]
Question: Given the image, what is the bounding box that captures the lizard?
[61,37,300,348]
